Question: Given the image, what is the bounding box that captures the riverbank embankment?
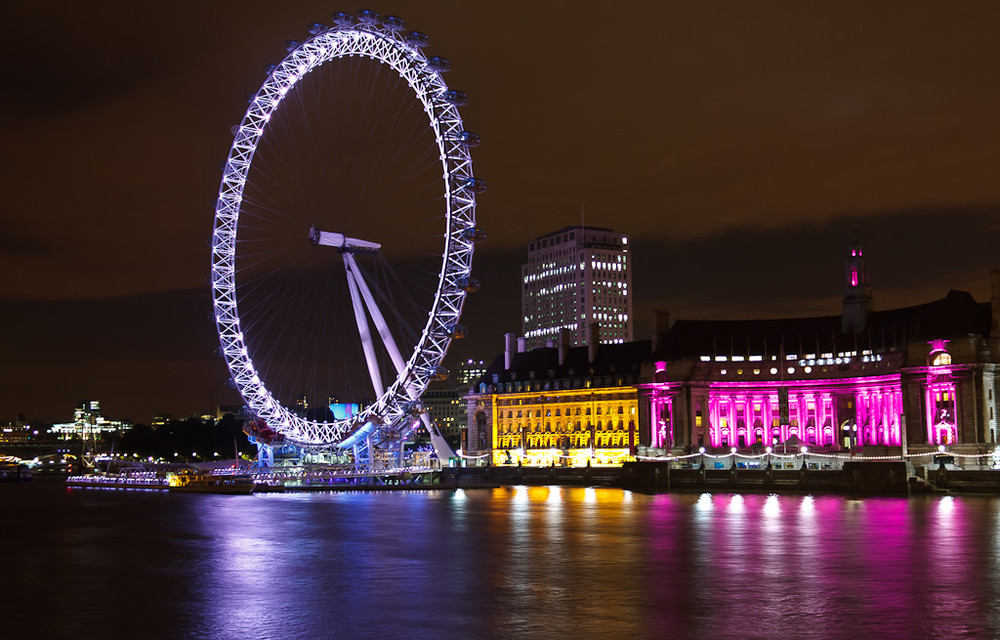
[442,462,1000,495]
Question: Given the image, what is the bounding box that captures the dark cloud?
[3,0,999,421]
[0,218,49,256]
[0,288,238,422]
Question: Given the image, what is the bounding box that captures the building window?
[931,352,952,366]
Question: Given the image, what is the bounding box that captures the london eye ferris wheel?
[210,10,484,459]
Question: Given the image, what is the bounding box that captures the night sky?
[4,1,999,423]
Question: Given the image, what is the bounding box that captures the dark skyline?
[4,1,999,422]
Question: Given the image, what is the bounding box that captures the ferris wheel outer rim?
[210,24,477,447]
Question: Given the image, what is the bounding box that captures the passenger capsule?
[405,30,430,47]
[382,15,406,31]
[461,227,487,243]
[455,131,480,147]
[357,9,381,24]
[441,89,468,106]
[403,401,427,415]
[331,11,355,26]
[264,64,276,74]
[459,177,488,194]
[430,366,450,381]
[427,56,451,72]
[284,40,300,52]
[308,22,327,35]
[441,323,469,339]
[455,276,481,293]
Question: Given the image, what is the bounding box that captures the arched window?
[931,351,952,366]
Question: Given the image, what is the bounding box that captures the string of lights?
[637,444,1000,463]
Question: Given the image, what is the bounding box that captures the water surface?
[3,481,998,639]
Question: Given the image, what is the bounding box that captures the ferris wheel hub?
[308,227,381,253]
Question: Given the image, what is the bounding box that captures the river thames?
[3,481,999,639]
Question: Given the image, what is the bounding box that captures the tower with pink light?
[640,237,999,456]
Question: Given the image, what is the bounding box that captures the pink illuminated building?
[469,239,1000,466]
[640,241,1000,456]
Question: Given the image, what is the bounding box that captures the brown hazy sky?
[3,1,999,421]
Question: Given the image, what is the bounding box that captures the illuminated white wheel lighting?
[210,16,481,454]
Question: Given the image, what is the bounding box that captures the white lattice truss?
[211,24,477,448]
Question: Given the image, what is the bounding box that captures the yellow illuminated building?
[489,387,638,466]
[466,333,648,467]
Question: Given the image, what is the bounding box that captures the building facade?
[466,331,647,466]
[521,226,632,350]
[455,359,488,388]
[641,259,1000,457]
[50,400,132,440]
[422,384,466,446]
[472,241,1000,466]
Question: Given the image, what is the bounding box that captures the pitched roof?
[477,340,652,386]
[653,290,991,359]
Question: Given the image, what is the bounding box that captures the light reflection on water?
[3,482,1000,639]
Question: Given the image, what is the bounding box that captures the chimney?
[504,332,516,370]
[558,327,571,366]
[652,309,670,352]
[517,337,527,353]
[991,270,1000,338]
[587,322,600,363]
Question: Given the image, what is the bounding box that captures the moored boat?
[66,471,167,489]
[166,469,255,494]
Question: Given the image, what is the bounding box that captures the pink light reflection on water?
[644,493,1000,639]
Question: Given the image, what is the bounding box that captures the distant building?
[521,225,632,350]
[0,416,34,444]
[295,394,309,416]
[151,414,171,428]
[215,405,246,421]
[455,359,488,390]
[50,400,132,440]
[422,382,466,445]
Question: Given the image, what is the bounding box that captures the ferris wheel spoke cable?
[360,84,433,195]
[368,257,431,340]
